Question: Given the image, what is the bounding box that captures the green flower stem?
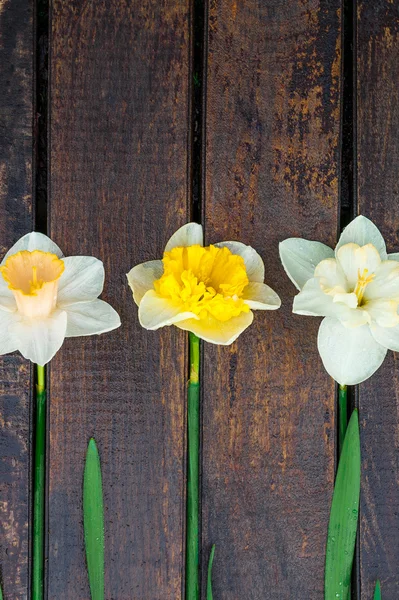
[338,384,348,455]
[32,364,46,600]
[186,333,200,600]
[336,384,352,600]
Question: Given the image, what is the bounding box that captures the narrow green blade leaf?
[84,438,104,600]
[325,409,361,600]
[374,580,381,600]
[207,545,216,600]
[0,580,3,600]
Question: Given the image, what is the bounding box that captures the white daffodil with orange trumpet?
[0,232,121,366]
[127,222,281,344]
[0,231,121,600]
[280,215,399,385]
[127,222,281,600]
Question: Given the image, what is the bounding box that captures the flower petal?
[243,282,281,309]
[139,290,198,330]
[317,317,387,385]
[2,232,63,264]
[126,260,164,305]
[363,260,399,301]
[370,322,399,352]
[336,243,381,287]
[64,299,121,337]
[175,310,254,345]
[279,238,334,290]
[0,275,17,312]
[10,309,67,366]
[164,223,203,252]
[332,292,358,309]
[0,310,20,355]
[314,258,349,294]
[363,298,399,328]
[57,256,105,307]
[389,253,399,261]
[293,278,369,326]
[214,241,265,282]
[336,215,387,259]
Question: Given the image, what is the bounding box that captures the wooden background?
[0,0,398,598]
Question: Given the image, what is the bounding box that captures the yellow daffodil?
[280,215,399,384]
[127,223,281,344]
[0,232,121,365]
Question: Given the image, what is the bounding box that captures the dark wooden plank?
[47,1,191,598]
[357,3,399,598]
[201,1,341,597]
[0,0,34,597]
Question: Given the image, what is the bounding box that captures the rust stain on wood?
[202,0,339,597]
[272,4,341,207]
[47,0,191,598]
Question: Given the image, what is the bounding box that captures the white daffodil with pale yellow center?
[127,223,281,344]
[280,215,399,384]
[0,232,121,365]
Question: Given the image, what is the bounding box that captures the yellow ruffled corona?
[127,223,281,345]
[154,245,250,322]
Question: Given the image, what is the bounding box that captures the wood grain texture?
[48,1,191,598]
[201,1,341,597]
[357,2,399,598]
[0,0,34,597]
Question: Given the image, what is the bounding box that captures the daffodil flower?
[280,215,399,385]
[0,232,121,366]
[128,222,280,598]
[127,222,281,344]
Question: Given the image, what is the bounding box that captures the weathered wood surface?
[357,2,399,599]
[0,0,34,597]
[201,1,341,597]
[3,0,399,598]
[47,1,191,598]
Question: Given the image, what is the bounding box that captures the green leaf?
[207,545,216,600]
[84,438,104,600]
[374,580,381,600]
[0,580,3,600]
[325,409,361,600]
